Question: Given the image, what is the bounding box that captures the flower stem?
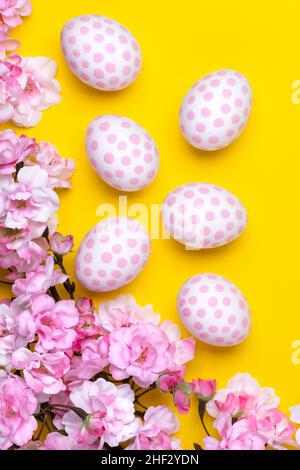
[49,404,88,420]
[198,401,211,437]
[0,280,13,286]
[134,396,147,410]
[43,228,75,300]
[199,413,211,437]
[54,253,75,300]
[36,412,51,440]
[14,161,24,181]
[135,384,156,399]
[48,286,61,302]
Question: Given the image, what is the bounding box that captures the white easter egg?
[179,69,252,150]
[177,273,251,346]
[86,115,159,191]
[161,182,247,249]
[75,217,151,292]
[61,14,142,91]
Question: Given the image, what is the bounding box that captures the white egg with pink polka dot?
[162,182,247,249]
[86,115,160,191]
[75,217,151,292]
[61,14,142,91]
[177,273,251,346]
[179,69,252,151]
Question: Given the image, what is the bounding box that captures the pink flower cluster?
[0,283,194,449]
[0,129,299,451]
[96,296,195,388]
[0,54,61,127]
[203,373,296,450]
[0,129,74,273]
[0,1,31,57]
[0,136,194,454]
[0,372,38,449]
[41,294,194,450]
[0,2,61,127]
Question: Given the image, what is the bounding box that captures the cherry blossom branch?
[43,228,75,300]
[49,404,88,421]
[135,384,156,399]
[47,286,61,302]
[14,161,24,181]
[134,396,147,411]
[0,280,13,286]
[198,401,211,437]
[53,253,76,300]
[36,413,51,440]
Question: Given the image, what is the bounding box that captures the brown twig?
[0,280,13,286]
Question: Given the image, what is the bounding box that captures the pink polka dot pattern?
[86,115,160,191]
[61,15,142,91]
[177,273,251,346]
[162,182,247,249]
[179,70,252,150]
[75,217,151,292]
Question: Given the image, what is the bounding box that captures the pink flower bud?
[192,378,217,401]
[156,367,185,393]
[50,232,74,255]
[174,383,191,414]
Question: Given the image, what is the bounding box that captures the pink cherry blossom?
[0,234,48,273]
[0,298,36,369]
[104,301,194,389]
[12,56,61,127]
[108,323,174,387]
[0,2,31,59]
[206,373,280,419]
[12,255,67,299]
[0,54,22,121]
[0,166,59,272]
[65,336,109,381]
[0,373,38,449]
[127,406,181,450]
[0,24,19,59]
[31,142,75,188]
[203,413,266,450]
[0,1,32,28]
[204,373,296,450]
[253,407,295,449]
[96,294,160,334]
[0,166,59,231]
[160,320,195,366]
[156,367,185,393]
[192,378,217,401]
[72,297,100,350]
[60,379,139,448]
[0,129,35,174]
[213,392,256,418]
[12,347,70,397]
[31,294,79,353]
[50,232,74,254]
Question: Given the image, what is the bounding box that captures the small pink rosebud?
[174,382,192,414]
[50,232,74,255]
[192,378,217,402]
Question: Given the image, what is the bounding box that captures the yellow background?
[2,0,300,449]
